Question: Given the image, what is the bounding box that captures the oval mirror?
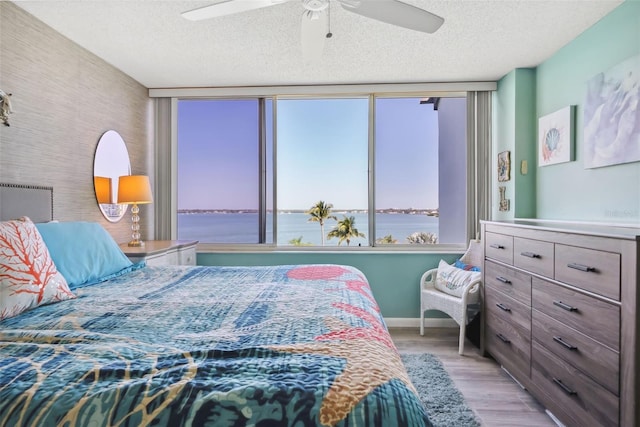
[93,130,131,222]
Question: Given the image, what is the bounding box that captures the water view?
[178,212,439,246]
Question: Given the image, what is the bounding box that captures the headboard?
[0,183,53,222]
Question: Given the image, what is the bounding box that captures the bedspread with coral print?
[0,264,431,427]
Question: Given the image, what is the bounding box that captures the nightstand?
[119,240,198,266]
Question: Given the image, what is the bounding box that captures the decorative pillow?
[454,259,481,272]
[35,221,134,289]
[434,259,482,298]
[0,217,76,320]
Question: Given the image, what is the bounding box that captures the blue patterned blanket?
[1,264,431,426]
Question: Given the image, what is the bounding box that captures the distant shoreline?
[178,208,439,217]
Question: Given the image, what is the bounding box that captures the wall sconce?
[94,176,112,204]
[117,175,153,247]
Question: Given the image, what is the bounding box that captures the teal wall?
[500,0,640,223]
[197,251,460,318]
[514,69,537,219]
[493,71,517,221]
[493,69,537,219]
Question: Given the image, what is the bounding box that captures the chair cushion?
[434,259,481,298]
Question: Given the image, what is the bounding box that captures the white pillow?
[434,259,481,298]
[0,217,76,320]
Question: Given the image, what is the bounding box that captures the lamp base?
[127,203,144,247]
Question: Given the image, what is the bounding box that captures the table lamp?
[117,175,153,247]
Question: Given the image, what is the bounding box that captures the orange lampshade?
[117,175,153,204]
[94,176,112,204]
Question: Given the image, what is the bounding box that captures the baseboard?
[384,317,457,328]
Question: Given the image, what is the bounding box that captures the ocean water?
[177,212,439,246]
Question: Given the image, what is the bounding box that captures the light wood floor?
[390,327,557,427]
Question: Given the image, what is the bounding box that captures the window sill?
[195,243,468,254]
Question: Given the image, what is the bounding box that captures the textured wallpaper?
[0,2,153,244]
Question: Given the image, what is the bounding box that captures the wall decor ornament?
[0,89,13,126]
[538,105,575,166]
[583,53,640,169]
[498,186,510,212]
[498,151,510,182]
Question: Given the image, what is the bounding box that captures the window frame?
[161,83,494,252]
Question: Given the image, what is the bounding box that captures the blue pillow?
[454,259,481,272]
[35,221,135,289]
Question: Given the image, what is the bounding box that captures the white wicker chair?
[419,240,483,355]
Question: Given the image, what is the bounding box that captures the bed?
[0,184,432,427]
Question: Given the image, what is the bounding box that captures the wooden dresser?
[481,220,639,427]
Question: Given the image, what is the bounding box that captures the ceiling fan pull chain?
[326,1,333,38]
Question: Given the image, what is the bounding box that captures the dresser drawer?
[485,290,531,379]
[532,278,620,351]
[486,287,531,332]
[485,260,531,306]
[486,322,530,380]
[485,232,513,264]
[179,246,197,266]
[532,342,619,427]
[555,244,620,301]
[514,237,554,278]
[145,249,179,266]
[532,309,619,395]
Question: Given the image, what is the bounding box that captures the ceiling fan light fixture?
[302,0,329,12]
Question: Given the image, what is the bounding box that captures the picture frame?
[538,105,575,166]
[498,151,510,182]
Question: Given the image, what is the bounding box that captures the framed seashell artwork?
[538,105,575,166]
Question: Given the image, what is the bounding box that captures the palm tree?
[375,234,398,244]
[328,215,365,246]
[306,201,337,246]
[406,231,438,244]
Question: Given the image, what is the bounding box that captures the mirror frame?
[93,130,131,222]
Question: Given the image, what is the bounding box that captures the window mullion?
[258,98,266,243]
[272,97,278,245]
[368,94,376,246]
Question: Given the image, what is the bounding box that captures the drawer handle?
[553,300,578,312]
[553,336,578,351]
[496,303,511,312]
[496,276,512,284]
[553,378,577,396]
[520,251,540,259]
[567,262,596,273]
[490,244,505,249]
[496,333,511,344]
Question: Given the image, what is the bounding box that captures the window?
[374,97,467,245]
[277,98,369,246]
[176,99,273,243]
[175,93,473,247]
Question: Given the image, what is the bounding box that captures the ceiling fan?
[181,0,444,60]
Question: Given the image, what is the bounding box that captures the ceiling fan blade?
[339,0,444,33]
[182,0,288,21]
[301,9,327,61]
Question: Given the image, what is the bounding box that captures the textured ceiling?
[12,0,623,89]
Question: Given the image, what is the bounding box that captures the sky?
[177,97,441,211]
